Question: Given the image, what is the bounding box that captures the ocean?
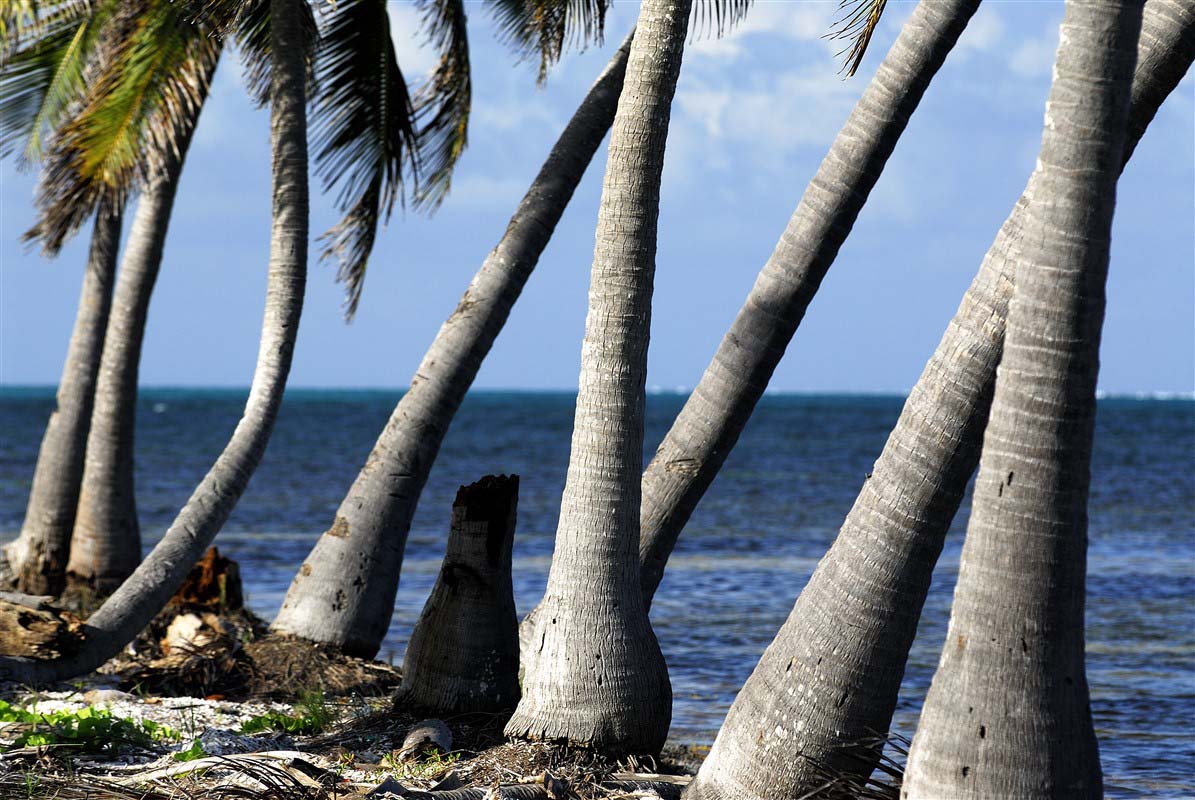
[2,388,1192,796]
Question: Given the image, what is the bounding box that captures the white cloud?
[1010,28,1058,78]
[676,64,859,155]
[955,5,1004,57]
[688,1,836,62]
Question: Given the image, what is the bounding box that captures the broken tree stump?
[399,475,521,714]
[170,547,243,612]
[0,592,84,659]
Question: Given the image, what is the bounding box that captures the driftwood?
[400,475,521,714]
[0,592,83,659]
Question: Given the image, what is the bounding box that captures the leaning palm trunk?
[684,4,1191,799]
[901,2,1141,796]
[67,77,213,594]
[0,0,308,684]
[270,35,633,657]
[503,0,689,756]
[636,0,980,605]
[4,200,122,596]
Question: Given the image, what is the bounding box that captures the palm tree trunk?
[269,34,633,657]
[636,0,981,606]
[4,199,122,596]
[503,0,689,756]
[902,3,1141,796]
[684,4,1191,798]
[0,0,307,683]
[66,106,206,595]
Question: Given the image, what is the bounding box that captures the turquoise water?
[1,389,1192,795]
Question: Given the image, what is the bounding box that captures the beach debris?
[399,718,453,760]
[170,547,243,612]
[0,591,83,658]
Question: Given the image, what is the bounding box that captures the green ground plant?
[239,691,333,736]
[0,699,179,752]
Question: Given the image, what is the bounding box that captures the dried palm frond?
[690,0,751,41]
[827,0,889,77]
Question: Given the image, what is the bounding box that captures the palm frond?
[311,0,418,320]
[0,0,114,163]
[690,0,751,40]
[487,0,610,83]
[826,0,888,77]
[27,0,220,253]
[0,0,92,51]
[178,0,317,107]
[412,0,470,211]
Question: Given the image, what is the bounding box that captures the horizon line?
[1,383,1192,401]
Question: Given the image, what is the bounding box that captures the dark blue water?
[2,389,1192,795]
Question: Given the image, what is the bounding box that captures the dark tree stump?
[170,547,243,612]
[399,475,520,714]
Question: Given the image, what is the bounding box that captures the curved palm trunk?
[503,0,689,756]
[684,4,1191,798]
[636,0,980,606]
[4,200,122,596]
[270,35,633,657]
[900,2,1141,796]
[0,0,307,683]
[67,88,211,594]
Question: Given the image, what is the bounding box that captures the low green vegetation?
[239,691,333,736]
[0,699,179,752]
[172,739,208,761]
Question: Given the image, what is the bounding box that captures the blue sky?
[2,1,1192,393]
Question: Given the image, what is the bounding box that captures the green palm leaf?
[412,0,470,211]
[312,0,418,320]
[0,0,115,163]
[28,0,220,253]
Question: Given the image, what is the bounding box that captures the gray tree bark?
[683,3,1193,798]
[269,34,634,657]
[4,200,122,596]
[503,0,689,756]
[398,475,520,715]
[0,0,308,683]
[66,94,209,595]
[901,2,1141,796]
[635,0,980,606]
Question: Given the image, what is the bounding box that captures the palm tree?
[636,0,976,607]
[2,200,120,595]
[271,30,634,656]
[901,2,1141,795]
[502,0,695,756]
[683,3,1192,798]
[0,0,218,595]
[67,43,217,592]
[0,0,309,684]
[1,4,121,596]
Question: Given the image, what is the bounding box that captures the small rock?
[82,688,134,704]
[399,718,452,759]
